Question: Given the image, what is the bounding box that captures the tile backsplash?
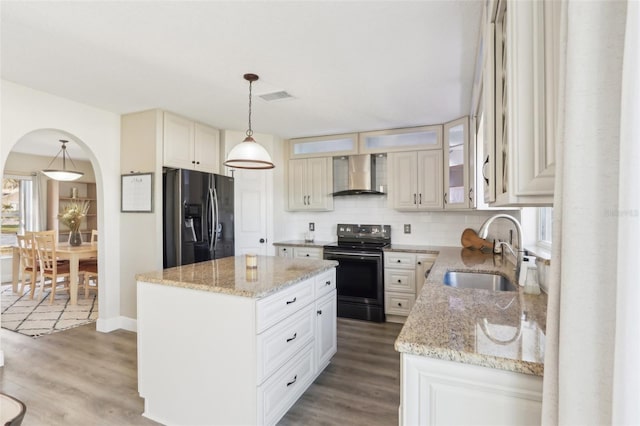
[276,195,520,247]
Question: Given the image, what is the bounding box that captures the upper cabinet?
[484,0,558,206]
[389,150,443,211]
[359,125,442,154]
[288,157,334,211]
[288,134,358,159]
[163,112,220,174]
[443,117,473,209]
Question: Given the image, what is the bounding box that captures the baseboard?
[96,316,137,333]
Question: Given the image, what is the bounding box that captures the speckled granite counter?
[384,244,441,254]
[136,255,338,298]
[394,246,547,376]
[273,240,334,248]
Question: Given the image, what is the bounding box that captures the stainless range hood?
[332,154,385,196]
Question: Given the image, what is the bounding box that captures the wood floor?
[0,318,403,426]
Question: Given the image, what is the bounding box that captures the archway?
[1,128,105,336]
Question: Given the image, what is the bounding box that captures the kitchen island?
[393,246,547,425]
[136,255,338,426]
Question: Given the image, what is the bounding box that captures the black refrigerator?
[163,168,234,268]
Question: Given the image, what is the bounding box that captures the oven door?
[323,250,384,306]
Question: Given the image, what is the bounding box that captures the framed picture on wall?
[121,172,153,213]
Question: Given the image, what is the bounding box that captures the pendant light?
[42,140,84,181]
[224,73,275,170]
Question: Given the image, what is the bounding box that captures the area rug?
[1,284,98,337]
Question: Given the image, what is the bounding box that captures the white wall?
[0,80,122,339]
[275,195,520,246]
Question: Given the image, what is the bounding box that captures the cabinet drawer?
[385,292,415,316]
[277,247,294,258]
[293,247,323,259]
[315,269,336,299]
[385,269,416,293]
[384,252,416,269]
[256,279,314,333]
[258,343,315,426]
[257,304,315,384]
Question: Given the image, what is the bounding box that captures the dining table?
[12,242,98,305]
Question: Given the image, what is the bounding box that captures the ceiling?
[1,1,483,159]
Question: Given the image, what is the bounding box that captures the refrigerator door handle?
[212,186,220,253]
[208,187,215,252]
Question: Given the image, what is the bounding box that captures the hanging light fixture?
[42,140,84,181]
[224,73,275,170]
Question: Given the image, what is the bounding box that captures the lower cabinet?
[400,353,542,425]
[137,268,337,426]
[277,245,323,259]
[384,251,436,323]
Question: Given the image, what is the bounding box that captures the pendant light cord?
[247,80,253,137]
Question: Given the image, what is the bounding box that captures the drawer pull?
[305,254,310,257]
[397,279,402,283]
[397,259,401,263]
[286,297,297,305]
[325,280,331,286]
[317,310,322,315]
[287,375,297,387]
[397,302,403,307]
[286,333,297,343]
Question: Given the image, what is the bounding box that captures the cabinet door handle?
[413,193,417,205]
[287,375,297,387]
[417,261,422,265]
[444,193,448,204]
[482,156,490,185]
[469,187,474,202]
[317,310,322,315]
[196,161,200,165]
[286,332,297,343]
[325,280,331,286]
[286,297,297,305]
[191,160,196,164]
[419,193,422,204]
[308,195,311,205]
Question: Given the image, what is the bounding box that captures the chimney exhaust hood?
[332,154,386,196]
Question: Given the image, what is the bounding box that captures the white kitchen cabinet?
[315,291,337,371]
[384,252,436,322]
[484,0,558,206]
[288,133,358,159]
[288,157,334,211]
[163,111,220,174]
[443,117,473,209]
[400,353,542,425]
[359,125,442,154]
[389,151,443,211]
[276,245,323,259]
[137,267,337,426]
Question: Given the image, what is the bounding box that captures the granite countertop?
[273,240,334,248]
[384,244,441,254]
[395,246,548,376]
[136,256,338,299]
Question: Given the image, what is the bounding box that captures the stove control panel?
[336,224,391,241]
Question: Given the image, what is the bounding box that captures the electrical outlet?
[404,224,411,234]
[309,222,315,231]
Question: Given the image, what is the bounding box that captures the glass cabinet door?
[359,125,442,154]
[443,117,471,209]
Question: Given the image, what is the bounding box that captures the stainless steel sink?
[443,271,517,292]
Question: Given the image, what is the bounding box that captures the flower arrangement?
[59,200,90,232]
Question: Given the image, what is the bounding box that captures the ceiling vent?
[258,90,294,102]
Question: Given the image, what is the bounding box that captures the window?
[1,176,35,246]
[538,207,553,248]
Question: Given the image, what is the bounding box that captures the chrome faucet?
[478,214,523,278]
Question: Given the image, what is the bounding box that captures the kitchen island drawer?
[294,247,323,259]
[258,343,315,426]
[257,304,315,384]
[315,269,336,298]
[256,278,315,333]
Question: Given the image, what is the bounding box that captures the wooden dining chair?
[80,229,98,297]
[33,231,71,304]
[15,233,41,299]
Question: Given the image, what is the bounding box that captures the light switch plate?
[404,224,411,234]
[309,223,315,231]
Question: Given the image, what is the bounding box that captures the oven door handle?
[325,251,382,258]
